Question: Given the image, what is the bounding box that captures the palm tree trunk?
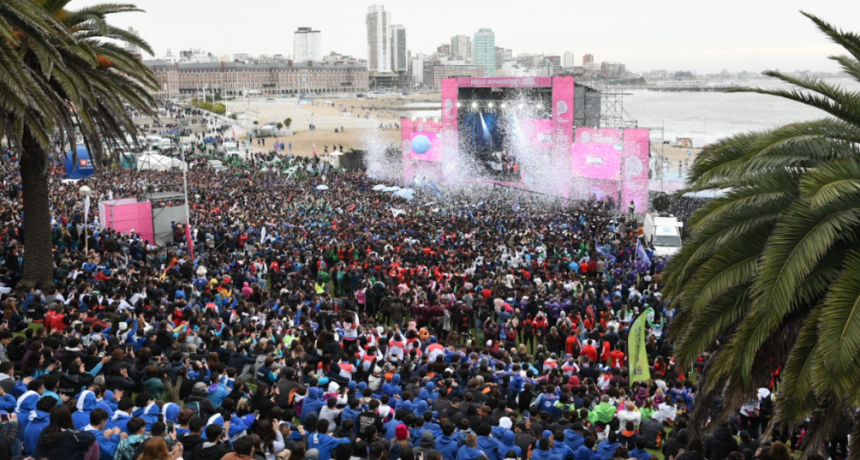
[19,128,55,289]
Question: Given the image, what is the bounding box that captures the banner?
[441,78,459,151]
[628,308,653,386]
[401,118,442,162]
[622,128,651,214]
[552,76,575,162]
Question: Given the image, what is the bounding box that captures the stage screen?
[401,118,442,162]
[571,128,622,180]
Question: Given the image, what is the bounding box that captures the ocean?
[623,77,860,148]
[401,78,860,148]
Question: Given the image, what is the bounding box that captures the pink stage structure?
[402,76,652,212]
[99,199,155,245]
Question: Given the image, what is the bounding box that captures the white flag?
[84,195,91,225]
[391,208,406,218]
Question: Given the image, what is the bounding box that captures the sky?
[75,0,859,74]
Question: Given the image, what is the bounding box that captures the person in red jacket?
[580,339,598,362]
[45,305,65,333]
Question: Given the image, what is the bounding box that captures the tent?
[64,146,96,179]
[137,153,187,172]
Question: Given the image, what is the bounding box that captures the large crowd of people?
[0,141,806,460]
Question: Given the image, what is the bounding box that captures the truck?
[643,212,684,257]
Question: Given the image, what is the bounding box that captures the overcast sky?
[76,0,857,73]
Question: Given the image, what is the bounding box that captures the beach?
[225,93,442,156]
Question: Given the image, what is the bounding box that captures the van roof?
[655,226,679,236]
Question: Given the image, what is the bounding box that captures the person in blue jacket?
[595,431,623,460]
[575,437,603,460]
[563,423,586,452]
[131,392,161,432]
[341,398,362,432]
[301,387,325,423]
[308,419,351,460]
[14,379,43,437]
[382,374,402,398]
[532,432,562,460]
[106,397,134,434]
[475,423,502,460]
[207,374,229,407]
[629,438,651,460]
[497,430,521,459]
[83,408,122,460]
[551,430,578,460]
[457,433,484,460]
[72,390,96,429]
[23,396,55,456]
[435,422,461,460]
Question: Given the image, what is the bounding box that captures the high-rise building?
[583,54,594,65]
[437,44,451,57]
[366,5,391,73]
[125,27,141,56]
[412,54,425,85]
[563,52,575,68]
[495,47,510,70]
[390,24,407,72]
[473,28,496,77]
[294,27,322,62]
[451,35,471,61]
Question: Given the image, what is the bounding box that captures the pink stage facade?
[99,199,155,245]
[403,76,651,212]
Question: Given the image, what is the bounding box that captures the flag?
[635,238,652,273]
[313,142,317,157]
[83,195,91,224]
[391,208,406,218]
[185,221,195,259]
[628,307,653,386]
[261,226,267,244]
[232,129,236,140]
[512,199,519,216]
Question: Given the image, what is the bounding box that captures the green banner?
[628,308,653,386]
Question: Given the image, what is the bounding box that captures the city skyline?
[75,0,858,74]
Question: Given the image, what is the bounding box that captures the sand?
[225,93,441,156]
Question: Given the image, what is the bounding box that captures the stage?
[401,76,651,212]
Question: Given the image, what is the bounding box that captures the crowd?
[0,142,814,460]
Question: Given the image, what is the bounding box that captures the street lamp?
[79,185,92,254]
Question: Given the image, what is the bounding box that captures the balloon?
[412,135,432,154]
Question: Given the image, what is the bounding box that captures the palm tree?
[663,12,860,455]
[4,0,157,287]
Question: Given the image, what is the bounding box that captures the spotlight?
[518,103,524,109]
[488,102,494,108]
[411,117,417,121]
[457,102,461,108]
[501,103,507,109]
[471,102,478,109]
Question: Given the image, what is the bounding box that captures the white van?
[643,212,683,256]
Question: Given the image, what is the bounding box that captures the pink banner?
[101,200,154,245]
[552,76,574,161]
[401,118,443,162]
[455,76,553,88]
[571,128,622,180]
[441,79,459,144]
[622,128,651,214]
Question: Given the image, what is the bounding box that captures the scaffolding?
[599,90,638,129]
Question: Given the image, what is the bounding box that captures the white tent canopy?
[137,153,187,172]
